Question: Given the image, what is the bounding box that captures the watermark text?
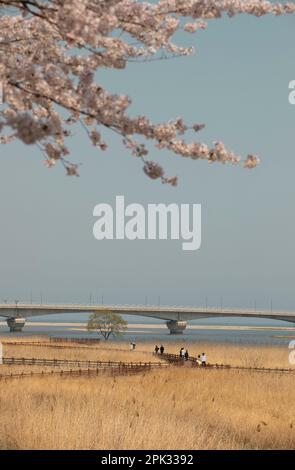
[93,196,201,251]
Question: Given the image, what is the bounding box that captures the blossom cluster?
[0,0,294,183]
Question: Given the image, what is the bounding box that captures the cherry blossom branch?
[0,0,294,184]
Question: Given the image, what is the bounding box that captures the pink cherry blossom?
[0,1,293,184]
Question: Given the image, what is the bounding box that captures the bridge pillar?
[6,317,26,332]
[166,320,187,334]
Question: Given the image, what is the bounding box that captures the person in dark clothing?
[184,349,189,361]
[160,345,164,355]
[155,345,159,354]
[180,347,184,358]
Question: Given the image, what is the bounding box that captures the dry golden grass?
[0,365,71,374]
[0,339,294,450]
[1,339,156,364]
[137,341,295,369]
[0,367,294,450]
[0,336,49,343]
[3,337,293,369]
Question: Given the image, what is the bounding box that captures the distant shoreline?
[1,321,295,332]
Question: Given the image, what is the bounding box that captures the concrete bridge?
[0,303,295,333]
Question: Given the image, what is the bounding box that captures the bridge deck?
[0,303,294,323]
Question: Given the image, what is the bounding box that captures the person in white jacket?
[201,352,207,367]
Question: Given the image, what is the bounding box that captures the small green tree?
[87,311,128,341]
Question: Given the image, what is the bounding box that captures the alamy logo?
[288,80,295,104]
[93,196,201,251]
[288,340,295,365]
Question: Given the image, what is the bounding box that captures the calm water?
[1,313,295,346]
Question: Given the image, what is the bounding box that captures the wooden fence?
[1,341,99,350]
[159,353,295,375]
[49,337,100,345]
[2,352,294,378]
[0,367,144,381]
[2,357,166,369]
[2,341,154,355]
[0,359,168,382]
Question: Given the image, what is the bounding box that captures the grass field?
[0,338,157,374]
[0,338,294,450]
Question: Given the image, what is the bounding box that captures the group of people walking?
[154,344,165,355]
[179,347,189,361]
[154,344,207,367]
[180,348,207,366]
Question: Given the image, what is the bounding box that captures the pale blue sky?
[0,11,295,311]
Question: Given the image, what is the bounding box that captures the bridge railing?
[0,302,293,316]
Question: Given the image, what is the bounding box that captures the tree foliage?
[87,311,128,340]
[0,1,294,183]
